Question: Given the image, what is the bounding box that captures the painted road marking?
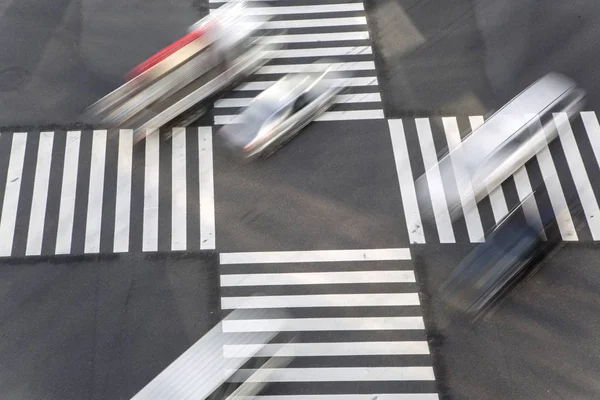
[55,131,81,255]
[220,248,411,264]
[84,130,107,254]
[228,367,435,382]
[221,293,420,309]
[25,132,53,256]
[223,341,430,357]
[143,132,160,252]
[171,128,187,251]
[199,127,215,250]
[114,129,133,253]
[220,270,415,286]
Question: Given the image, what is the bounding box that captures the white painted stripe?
[266,46,372,59]
[215,93,380,108]
[84,130,107,254]
[513,166,546,241]
[581,111,600,170]
[220,270,415,286]
[314,109,384,121]
[220,248,411,264]
[25,132,54,256]
[143,132,160,252]
[388,120,425,244]
[264,31,369,44]
[199,127,216,249]
[530,116,577,240]
[415,119,455,243]
[236,76,376,92]
[230,395,439,400]
[223,317,425,332]
[228,367,435,382]
[55,131,81,255]
[114,130,133,253]
[469,116,508,224]
[229,3,364,15]
[171,128,187,251]
[264,16,367,29]
[222,293,420,309]
[443,117,484,242]
[554,112,600,239]
[0,132,27,256]
[257,61,376,74]
[224,341,430,357]
[216,109,383,124]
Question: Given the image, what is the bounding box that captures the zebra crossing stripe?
[55,131,81,255]
[171,128,187,251]
[84,130,107,254]
[114,129,133,253]
[25,132,53,256]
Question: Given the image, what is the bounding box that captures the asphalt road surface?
[1,0,600,399]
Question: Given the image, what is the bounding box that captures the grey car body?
[415,72,586,224]
[217,63,351,160]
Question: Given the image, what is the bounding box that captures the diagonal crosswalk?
[389,111,600,244]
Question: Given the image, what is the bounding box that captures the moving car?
[415,72,586,224]
[217,60,352,160]
[86,0,281,144]
[440,184,584,320]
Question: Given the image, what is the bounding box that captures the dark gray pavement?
[414,242,600,400]
[366,0,600,117]
[0,252,220,400]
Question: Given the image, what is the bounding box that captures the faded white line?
[236,76,376,92]
[26,132,54,256]
[388,119,425,244]
[264,31,369,44]
[215,93,381,108]
[220,248,411,264]
[265,46,372,59]
[443,117,484,242]
[314,109,384,121]
[0,132,27,256]
[220,270,415,286]
[222,293,420,309]
[55,131,81,255]
[264,17,367,29]
[199,127,216,249]
[84,130,107,253]
[223,317,424,332]
[554,112,600,239]
[257,61,376,74]
[415,118,455,243]
[228,367,435,382]
[224,3,364,15]
[143,132,160,252]
[224,341,430,357]
[114,130,133,253]
[171,128,187,251]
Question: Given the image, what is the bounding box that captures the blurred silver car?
[415,72,586,224]
[217,61,352,160]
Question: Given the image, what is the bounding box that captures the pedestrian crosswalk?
[209,0,385,124]
[0,127,215,258]
[389,111,600,244]
[218,248,439,399]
